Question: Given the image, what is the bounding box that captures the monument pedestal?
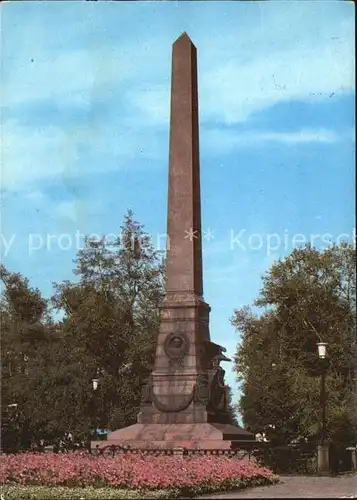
[99,423,253,451]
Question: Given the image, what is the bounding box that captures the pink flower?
[0,452,277,490]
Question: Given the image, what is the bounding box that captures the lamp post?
[317,342,330,475]
[317,342,327,443]
[90,369,101,448]
[89,363,133,453]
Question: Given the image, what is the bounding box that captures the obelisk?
[149,32,211,384]
[165,31,203,299]
[98,33,254,451]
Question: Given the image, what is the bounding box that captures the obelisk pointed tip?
[173,32,195,47]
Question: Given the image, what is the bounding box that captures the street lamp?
[317,341,330,475]
[91,366,102,391]
[89,372,101,452]
[317,342,328,443]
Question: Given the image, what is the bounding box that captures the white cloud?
[1,119,166,190]
[201,127,341,156]
[2,50,93,108]
[25,190,45,203]
[127,15,354,126]
[131,36,354,126]
[1,3,354,190]
[55,201,79,222]
[2,121,73,189]
[54,198,108,225]
[257,129,340,144]
[1,42,168,109]
[126,85,170,128]
[3,5,354,124]
[201,43,353,125]
[0,119,347,191]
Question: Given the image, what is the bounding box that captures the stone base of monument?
[92,423,254,451]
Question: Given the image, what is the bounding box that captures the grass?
[0,476,278,499]
[1,485,173,499]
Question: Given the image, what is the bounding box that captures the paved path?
[199,475,357,498]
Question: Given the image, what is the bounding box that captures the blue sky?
[1,1,355,396]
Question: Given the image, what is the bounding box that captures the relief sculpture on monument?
[164,332,189,369]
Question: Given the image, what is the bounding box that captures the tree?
[52,210,165,432]
[232,243,356,446]
[0,265,98,451]
[1,265,53,449]
[226,386,240,426]
[1,211,165,450]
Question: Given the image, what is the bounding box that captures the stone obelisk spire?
[97,33,254,450]
[166,32,203,298]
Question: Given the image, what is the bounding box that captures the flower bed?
[0,452,279,498]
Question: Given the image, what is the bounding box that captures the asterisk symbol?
[184,228,198,241]
[203,228,215,241]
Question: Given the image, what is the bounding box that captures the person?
[255,432,267,442]
[39,439,45,452]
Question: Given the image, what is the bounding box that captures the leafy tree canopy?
[232,243,356,446]
[1,211,165,451]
